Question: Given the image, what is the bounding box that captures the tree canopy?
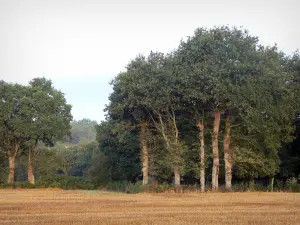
[0,26,299,192]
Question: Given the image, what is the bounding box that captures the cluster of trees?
[97,26,300,191]
[0,117,100,185]
[0,78,72,184]
[0,26,299,192]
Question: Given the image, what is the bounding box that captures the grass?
[0,189,300,224]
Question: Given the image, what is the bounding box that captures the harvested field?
[0,189,299,225]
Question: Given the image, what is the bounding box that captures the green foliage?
[156,182,171,193]
[99,26,300,189]
[97,181,143,193]
[1,26,300,191]
[0,154,7,183]
[0,176,96,190]
[91,120,140,183]
[66,119,98,144]
[0,82,33,155]
[285,177,300,192]
[36,175,96,190]
[28,77,73,147]
[233,148,278,178]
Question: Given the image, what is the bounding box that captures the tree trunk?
[174,166,180,192]
[140,120,149,185]
[28,141,37,184]
[171,109,181,191]
[8,155,15,185]
[249,176,255,190]
[224,116,232,191]
[212,111,221,192]
[270,177,274,192]
[27,150,35,184]
[197,122,205,193]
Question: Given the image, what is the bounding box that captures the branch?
[146,108,162,132]
[170,106,179,143]
[157,112,171,149]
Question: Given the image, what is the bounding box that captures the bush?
[182,184,200,193]
[2,178,300,193]
[274,180,284,191]
[232,183,248,192]
[253,181,267,192]
[98,181,143,193]
[0,182,36,189]
[36,175,96,190]
[285,177,300,192]
[156,182,170,193]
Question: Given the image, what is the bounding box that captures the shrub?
[273,180,284,191]
[156,182,170,193]
[253,181,267,192]
[36,175,96,190]
[232,183,248,192]
[285,177,300,192]
[182,184,200,193]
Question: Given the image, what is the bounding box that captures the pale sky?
[0,0,299,122]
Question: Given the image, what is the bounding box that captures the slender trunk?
[212,111,221,192]
[153,179,158,192]
[224,117,232,191]
[249,176,255,190]
[171,109,181,190]
[158,112,181,189]
[174,166,180,192]
[28,141,37,184]
[140,120,149,185]
[27,150,35,184]
[270,177,274,192]
[197,122,205,193]
[8,155,15,185]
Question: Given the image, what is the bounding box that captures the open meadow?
[0,189,300,225]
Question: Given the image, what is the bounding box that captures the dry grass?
[0,189,300,225]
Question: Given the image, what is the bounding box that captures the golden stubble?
[0,189,299,225]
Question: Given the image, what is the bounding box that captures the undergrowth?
[1,176,300,193]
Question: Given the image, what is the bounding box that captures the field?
[0,189,300,225]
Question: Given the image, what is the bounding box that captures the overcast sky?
[0,0,299,122]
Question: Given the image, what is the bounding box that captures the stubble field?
[0,189,299,225]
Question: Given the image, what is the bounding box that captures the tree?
[25,77,72,184]
[174,27,251,191]
[175,26,299,191]
[0,82,32,184]
[115,52,187,188]
[107,70,151,185]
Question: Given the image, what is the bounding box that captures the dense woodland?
[0,26,300,192]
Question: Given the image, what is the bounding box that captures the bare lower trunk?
[197,122,205,193]
[224,117,232,191]
[28,141,37,184]
[174,166,180,192]
[212,112,220,192]
[249,176,255,190]
[172,110,181,191]
[140,121,149,185]
[270,177,274,192]
[27,150,35,184]
[8,155,15,185]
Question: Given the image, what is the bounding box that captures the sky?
[0,0,299,123]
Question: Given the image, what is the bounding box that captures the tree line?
[101,26,300,191]
[0,26,299,192]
